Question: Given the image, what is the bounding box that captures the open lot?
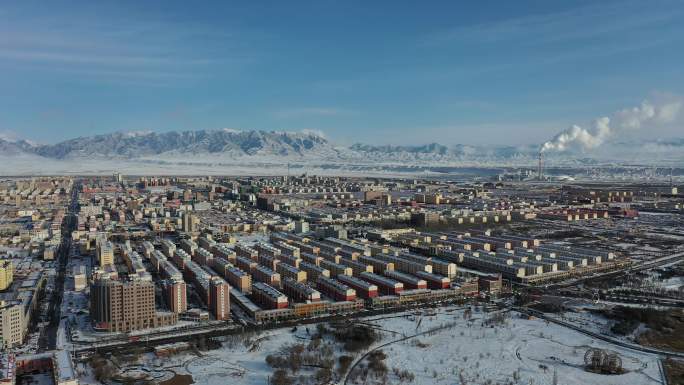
[79,304,666,385]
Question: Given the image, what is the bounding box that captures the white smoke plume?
[541,98,682,153]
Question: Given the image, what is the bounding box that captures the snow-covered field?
[0,154,455,177]
[362,309,662,385]
[79,305,665,385]
[660,276,684,290]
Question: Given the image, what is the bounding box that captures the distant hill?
[1,129,682,175]
[22,129,332,159]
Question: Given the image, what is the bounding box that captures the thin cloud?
[0,6,253,85]
[424,1,682,47]
[0,49,181,67]
[273,107,354,119]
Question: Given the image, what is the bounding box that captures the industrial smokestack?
[538,151,543,180]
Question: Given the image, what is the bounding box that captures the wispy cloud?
[273,107,354,119]
[0,5,254,86]
[412,1,684,82]
[424,1,682,47]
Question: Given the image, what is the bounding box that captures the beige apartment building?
[90,278,177,332]
[97,241,114,268]
[0,261,13,291]
[0,300,24,348]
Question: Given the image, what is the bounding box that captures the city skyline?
[1,2,682,385]
[1,0,683,146]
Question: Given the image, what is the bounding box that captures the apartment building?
[97,241,114,268]
[0,261,13,291]
[0,301,23,348]
[209,278,230,321]
[90,278,177,332]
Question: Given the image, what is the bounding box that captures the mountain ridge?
[1,129,683,172]
[18,129,330,159]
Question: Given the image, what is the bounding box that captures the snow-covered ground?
[0,154,470,177]
[660,276,684,290]
[362,309,662,385]
[79,305,665,385]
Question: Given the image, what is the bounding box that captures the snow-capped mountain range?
[0,129,682,175]
[2,130,330,159]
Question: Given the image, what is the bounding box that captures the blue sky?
[0,0,683,146]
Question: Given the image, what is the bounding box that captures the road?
[516,307,684,359]
[341,319,463,385]
[539,290,684,309]
[41,183,79,351]
[72,298,469,355]
[547,250,684,289]
[339,305,683,385]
